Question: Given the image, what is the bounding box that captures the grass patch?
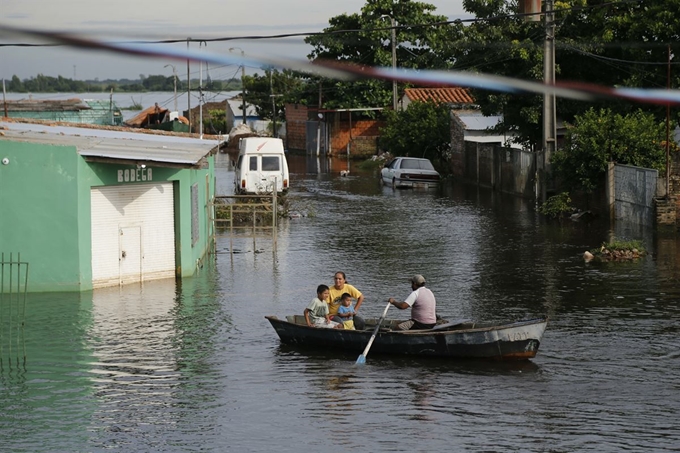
[585,239,646,262]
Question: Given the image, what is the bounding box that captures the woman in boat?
[305,284,342,329]
[388,274,437,330]
[328,272,365,330]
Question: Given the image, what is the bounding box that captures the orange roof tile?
[403,87,475,105]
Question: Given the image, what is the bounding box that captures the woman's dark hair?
[317,284,329,294]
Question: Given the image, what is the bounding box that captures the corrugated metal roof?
[227,99,258,117]
[0,121,217,167]
[125,104,169,127]
[404,87,475,105]
[2,98,89,112]
[457,114,502,130]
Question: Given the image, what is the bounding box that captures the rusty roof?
[124,105,170,127]
[403,87,475,105]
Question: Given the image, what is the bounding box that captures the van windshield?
[262,156,280,171]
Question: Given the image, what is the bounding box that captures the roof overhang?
[0,121,218,169]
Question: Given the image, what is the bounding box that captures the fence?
[0,253,29,375]
[209,194,279,255]
[460,142,536,198]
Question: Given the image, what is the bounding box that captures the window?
[249,156,257,171]
[262,156,280,171]
[191,183,199,246]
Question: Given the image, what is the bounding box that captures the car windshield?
[401,159,435,171]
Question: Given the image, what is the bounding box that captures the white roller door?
[91,183,175,288]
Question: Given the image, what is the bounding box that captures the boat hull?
[265,316,547,361]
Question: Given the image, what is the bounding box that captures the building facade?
[0,122,217,292]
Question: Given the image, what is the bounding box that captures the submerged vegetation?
[584,240,647,262]
[538,192,573,219]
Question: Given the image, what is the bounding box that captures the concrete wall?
[611,164,658,228]
[1,141,90,291]
[456,142,535,198]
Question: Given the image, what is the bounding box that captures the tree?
[551,108,666,193]
[450,0,680,148]
[8,75,24,92]
[305,0,450,109]
[242,69,317,124]
[379,100,451,167]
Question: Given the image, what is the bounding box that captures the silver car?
[381,157,441,189]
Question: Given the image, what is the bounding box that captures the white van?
[233,137,290,195]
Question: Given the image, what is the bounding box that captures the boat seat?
[431,319,473,331]
[288,315,307,325]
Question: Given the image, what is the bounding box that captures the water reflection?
[2,154,680,452]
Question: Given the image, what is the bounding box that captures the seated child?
[304,284,343,329]
[335,292,356,330]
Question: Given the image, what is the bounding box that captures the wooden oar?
[356,302,391,365]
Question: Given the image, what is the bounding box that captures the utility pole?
[187,38,192,133]
[229,47,247,124]
[164,64,178,113]
[666,44,672,198]
[390,16,397,111]
[539,0,556,204]
[316,82,322,156]
[380,14,398,111]
[199,41,206,139]
[270,69,277,138]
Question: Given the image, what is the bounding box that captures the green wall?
[82,157,215,279]
[0,141,87,291]
[1,139,215,292]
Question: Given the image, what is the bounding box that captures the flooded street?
[2,152,680,452]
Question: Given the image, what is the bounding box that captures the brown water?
[1,153,679,452]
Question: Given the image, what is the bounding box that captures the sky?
[0,0,471,82]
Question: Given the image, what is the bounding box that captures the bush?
[538,192,572,219]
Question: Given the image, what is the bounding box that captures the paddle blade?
[355,354,366,365]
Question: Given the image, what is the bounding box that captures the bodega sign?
[117,167,153,183]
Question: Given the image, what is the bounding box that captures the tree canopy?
[304,0,450,109]
[242,69,317,123]
[449,0,680,148]
[379,100,451,166]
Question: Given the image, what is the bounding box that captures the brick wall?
[285,103,308,152]
[329,115,385,158]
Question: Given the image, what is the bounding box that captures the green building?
[0,122,218,292]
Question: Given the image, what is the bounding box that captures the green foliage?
[600,239,645,254]
[552,108,666,193]
[538,192,573,218]
[126,97,144,110]
[357,156,388,171]
[451,0,680,148]
[379,100,451,165]
[5,73,241,94]
[204,109,227,135]
[242,69,315,124]
[588,240,646,261]
[7,74,95,92]
[304,0,450,108]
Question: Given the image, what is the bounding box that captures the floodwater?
[2,153,680,452]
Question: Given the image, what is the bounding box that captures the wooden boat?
[265,315,548,361]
